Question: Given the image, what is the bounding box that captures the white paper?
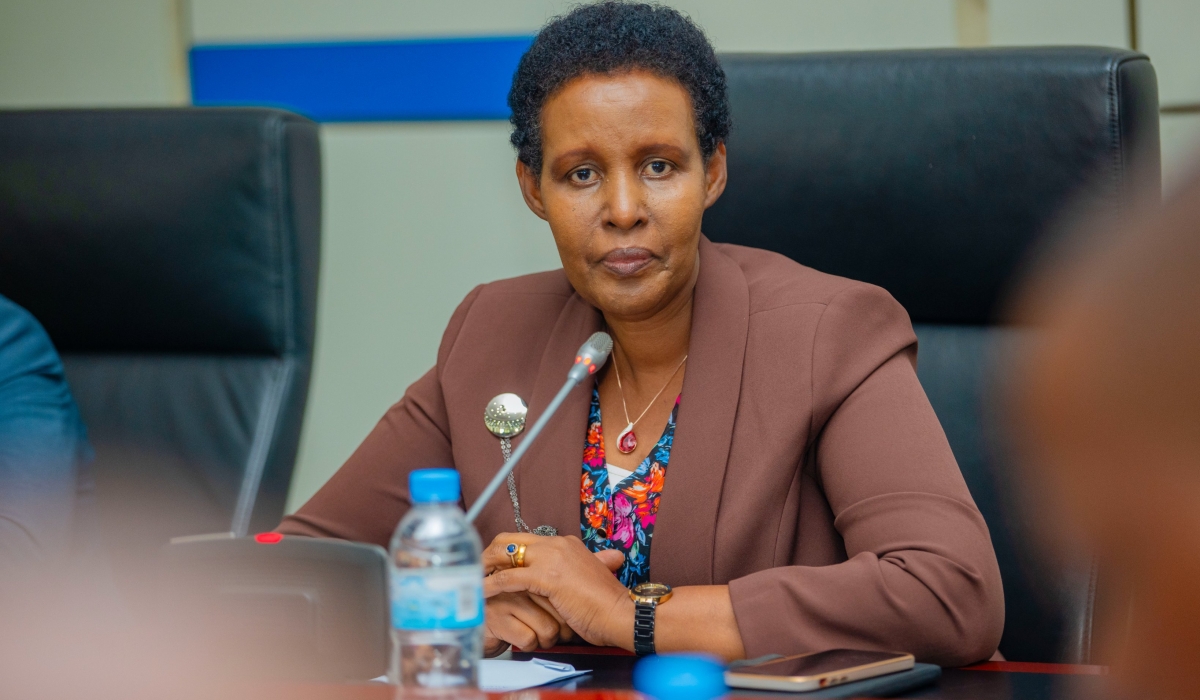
[479,658,591,691]
[372,658,591,692]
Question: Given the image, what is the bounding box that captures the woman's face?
[517,70,727,321]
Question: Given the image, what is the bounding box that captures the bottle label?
[390,564,484,630]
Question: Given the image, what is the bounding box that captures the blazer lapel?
[515,293,603,538]
[651,237,749,585]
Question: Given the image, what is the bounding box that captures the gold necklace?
[611,348,687,454]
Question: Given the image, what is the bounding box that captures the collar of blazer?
[516,236,750,586]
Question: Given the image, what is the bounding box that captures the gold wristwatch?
[630,582,673,656]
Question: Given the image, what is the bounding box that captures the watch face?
[633,582,672,598]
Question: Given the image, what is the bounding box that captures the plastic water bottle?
[389,468,484,690]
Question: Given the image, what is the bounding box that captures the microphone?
[464,332,613,524]
[568,331,615,382]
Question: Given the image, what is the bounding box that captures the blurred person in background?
[1011,165,1200,700]
[0,293,89,564]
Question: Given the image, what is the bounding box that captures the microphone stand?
[464,332,611,525]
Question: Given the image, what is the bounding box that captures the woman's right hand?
[483,592,576,657]
[482,534,626,656]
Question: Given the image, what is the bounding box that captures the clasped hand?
[482,533,633,657]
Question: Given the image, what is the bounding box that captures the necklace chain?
[497,343,683,538]
[612,345,687,429]
[503,437,556,536]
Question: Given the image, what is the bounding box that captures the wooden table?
[260,653,1109,700]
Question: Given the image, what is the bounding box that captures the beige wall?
[1140,0,1200,195]
[1141,0,1200,105]
[0,0,189,107]
[190,0,961,50]
[1,0,1198,513]
[989,0,1128,47]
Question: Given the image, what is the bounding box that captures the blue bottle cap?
[634,653,727,700]
[408,468,461,504]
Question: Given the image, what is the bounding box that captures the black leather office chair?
[0,108,320,549]
[706,47,1160,663]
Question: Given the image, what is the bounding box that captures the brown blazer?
[280,237,1004,666]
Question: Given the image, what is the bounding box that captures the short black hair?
[508,1,731,174]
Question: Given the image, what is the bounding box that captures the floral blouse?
[580,387,680,588]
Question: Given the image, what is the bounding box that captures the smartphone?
[724,649,915,692]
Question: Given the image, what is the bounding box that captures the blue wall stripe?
[190,36,533,122]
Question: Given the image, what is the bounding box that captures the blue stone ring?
[506,543,526,568]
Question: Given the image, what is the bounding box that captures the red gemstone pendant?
[617,422,638,454]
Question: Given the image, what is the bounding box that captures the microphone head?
[570,332,614,380]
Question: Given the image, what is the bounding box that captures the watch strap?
[633,599,657,656]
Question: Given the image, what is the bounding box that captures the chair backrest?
[705,47,1160,663]
[0,108,321,545]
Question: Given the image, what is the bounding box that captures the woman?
[280,2,1003,665]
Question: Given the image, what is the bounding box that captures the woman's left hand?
[483,533,634,650]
